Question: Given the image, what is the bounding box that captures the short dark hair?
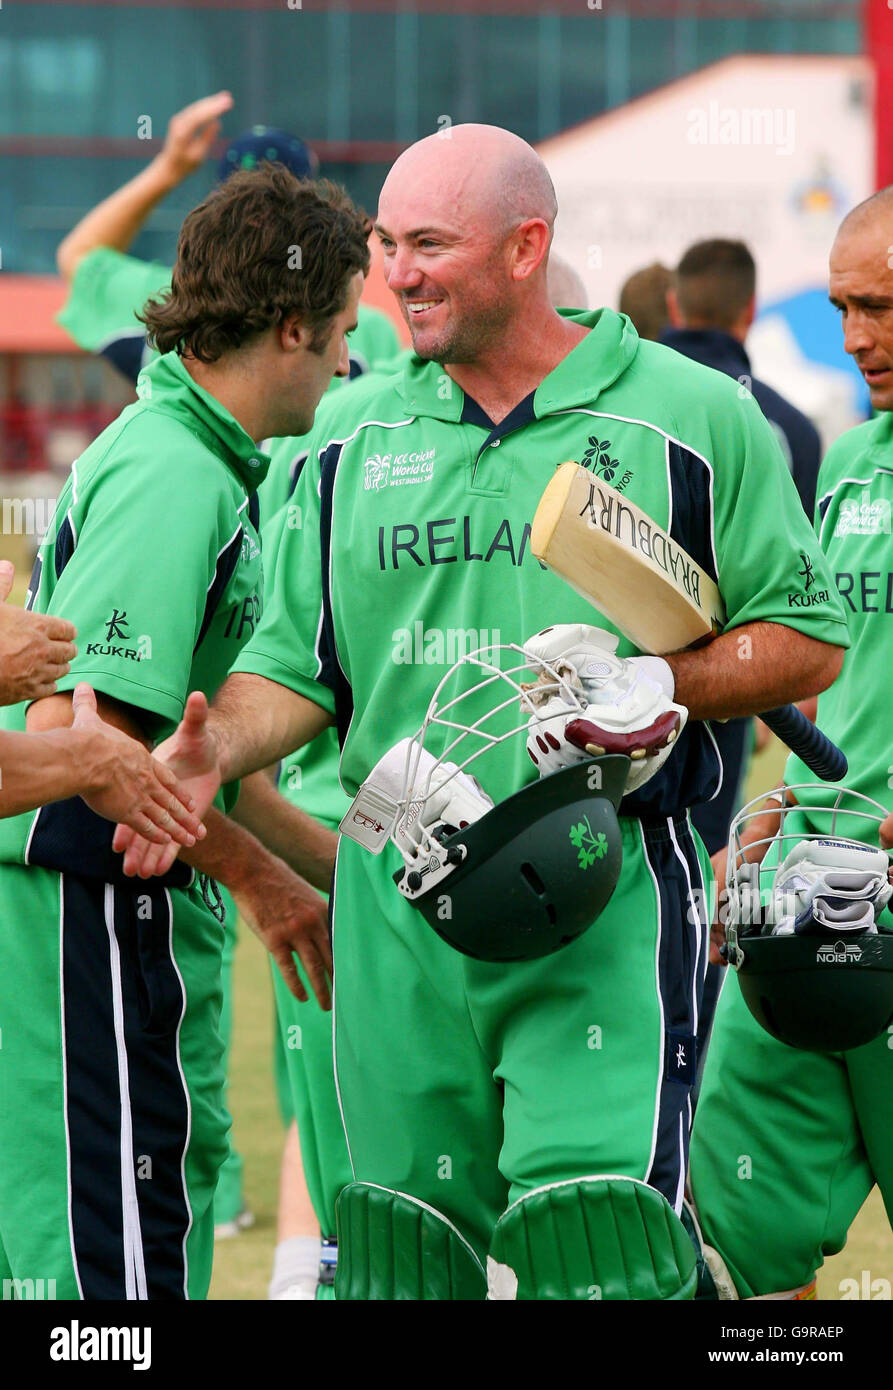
[618,262,672,341]
[674,239,756,330]
[140,165,371,362]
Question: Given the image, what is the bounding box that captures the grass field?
[209,732,893,1301]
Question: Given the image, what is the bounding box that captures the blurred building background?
[0,0,866,275]
[0,0,881,560]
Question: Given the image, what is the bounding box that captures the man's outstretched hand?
[0,560,77,705]
[72,684,205,846]
[113,690,222,876]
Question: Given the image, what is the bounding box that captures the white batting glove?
[522,624,688,794]
[364,737,493,854]
[769,838,893,936]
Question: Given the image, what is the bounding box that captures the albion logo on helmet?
[816,940,863,964]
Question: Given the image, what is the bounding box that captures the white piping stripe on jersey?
[553,408,719,583]
[638,821,666,1186]
[817,465,893,544]
[702,721,723,805]
[667,818,703,1037]
[327,454,359,802]
[817,464,893,503]
[67,460,80,547]
[663,434,673,537]
[103,884,148,1300]
[686,807,711,999]
[330,837,357,1182]
[23,806,41,866]
[163,886,193,1299]
[59,876,86,1300]
[312,414,417,459]
[311,470,326,684]
[202,516,245,603]
[674,1112,686,1214]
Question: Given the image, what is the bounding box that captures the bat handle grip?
[760,706,848,782]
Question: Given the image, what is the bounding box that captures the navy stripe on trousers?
[62,875,191,1299]
[640,816,709,1211]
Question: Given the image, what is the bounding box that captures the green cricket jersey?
[784,413,893,835]
[262,369,409,830]
[258,350,411,523]
[57,244,401,410]
[235,308,850,821]
[0,349,268,871]
[690,413,893,1299]
[56,246,173,379]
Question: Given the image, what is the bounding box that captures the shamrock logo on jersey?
[569,817,609,870]
[580,436,621,482]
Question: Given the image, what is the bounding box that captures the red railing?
[0,403,119,474]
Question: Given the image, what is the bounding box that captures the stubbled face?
[829,223,893,412]
[288,270,364,435]
[376,172,515,364]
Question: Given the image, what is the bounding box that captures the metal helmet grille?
[724,784,893,1052]
[390,642,586,863]
[725,784,892,937]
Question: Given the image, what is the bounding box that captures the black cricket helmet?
[724,785,893,1052]
[341,642,628,963]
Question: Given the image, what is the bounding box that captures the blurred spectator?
[663,239,821,519]
[618,261,672,340]
[661,240,824,860]
[547,253,589,310]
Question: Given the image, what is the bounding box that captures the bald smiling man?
[118,125,849,1300]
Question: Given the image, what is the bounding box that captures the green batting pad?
[488,1176,697,1301]
[335,1183,487,1300]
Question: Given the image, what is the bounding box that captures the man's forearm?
[665,623,844,721]
[56,160,177,281]
[0,728,105,817]
[210,673,333,784]
[179,803,285,894]
[231,770,337,893]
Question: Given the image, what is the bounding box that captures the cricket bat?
[531,462,846,782]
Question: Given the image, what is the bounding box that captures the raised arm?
[56,91,233,282]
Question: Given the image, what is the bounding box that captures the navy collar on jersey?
[461,389,539,478]
[397,307,640,425]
